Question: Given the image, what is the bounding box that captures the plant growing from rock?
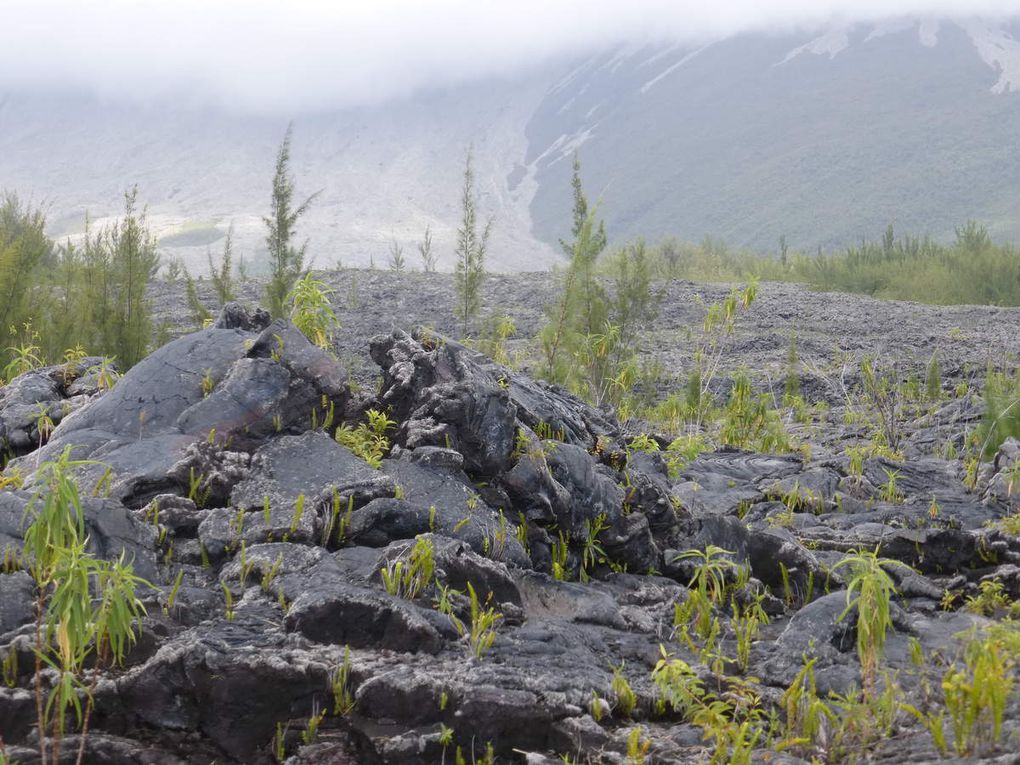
[453,149,491,337]
[417,224,437,272]
[387,237,406,272]
[879,468,903,503]
[651,647,763,765]
[719,370,791,453]
[550,531,570,581]
[976,368,1020,459]
[381,536,435,600]
[612,665,637,718]
[22,447,149,765]
[776,657,834,756]
[264,123,320,318]
[336,409,395,468]
[466,582,501,659]
[832,547,910,693]
[288,273,339,351]
[4,326,44,382]
[925,351,942,401]
[730,600,764,674]
[625,726,650,764]
[675,545,737,622]
[331,645,356,715]
[579,513,608,583]
[477,314,517,367]
[859,356,903,452]
[963,579,1010,616]
[929,627,1015,757]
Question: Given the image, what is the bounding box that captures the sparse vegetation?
[264,123,321,318]
[643,221,1020,306]
[453,149,491,336]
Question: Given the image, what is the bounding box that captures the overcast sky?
[2,0,1019,113]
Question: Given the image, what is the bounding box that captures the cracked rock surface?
[2,288,1020,764]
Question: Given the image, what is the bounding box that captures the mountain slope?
[0,76,558,272]
[2,17,1019,271]
[525,18,1020,254]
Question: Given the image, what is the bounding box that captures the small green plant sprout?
[434,582,466,635]
[675,545,737,606]
[663,433,708,477]
[0,466,25,491]
[551,531,570,581]
[925,351,942,401]
[287,493,306,538]
[301,701,326,745]
[200,368,215,397]
[3,325,43,381]
[309,394,335,432]
[221,581,236,621]
[466,582,502,659]
[336,408,396,468]
[627,433,659,454]
[879,468,903,503]
[831,547,911,693]
[776,656,835,756]
[963,578,1010,616]
[324,492,354,546]
[625,726,650,765]
[478,313,517,366]
[89,356,120,392]
[380,536,435,600]
[34,403,55,448]
[859,356,903,452]
[939,628,1016,756]
[164,569,185,616]
[438,722,455,747]
[329,647,354,716]
[187,467,211,508]
[272,721,287,762]
[2,646,17,687]
[612,665,637,718]
[288,273,339,350]
[730,599,763,674]
[672,546,738,644]
[589,690,606,722]
[844,445,866,480]
[579,514,608,582]
[262,495,272,527]
[651,644,765,762]
[260,554,284,594]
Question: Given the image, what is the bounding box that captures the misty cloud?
[2,0,1020,113]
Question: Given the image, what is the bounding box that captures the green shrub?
[23,447,149,763]
[832,548,910,693]
[976,369,1020,459]
[264,124,320,318]
[288,273,339,350]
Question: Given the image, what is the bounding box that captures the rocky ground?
[1,273,1019,764]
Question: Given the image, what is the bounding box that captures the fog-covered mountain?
[527,17,1020,256]
[2,17,1019,271]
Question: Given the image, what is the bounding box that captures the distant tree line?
[636,221,1020,306]
[5,130,1020,381]
[0,188,159,375]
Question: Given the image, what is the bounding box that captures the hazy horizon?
[3,1,1020,114]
